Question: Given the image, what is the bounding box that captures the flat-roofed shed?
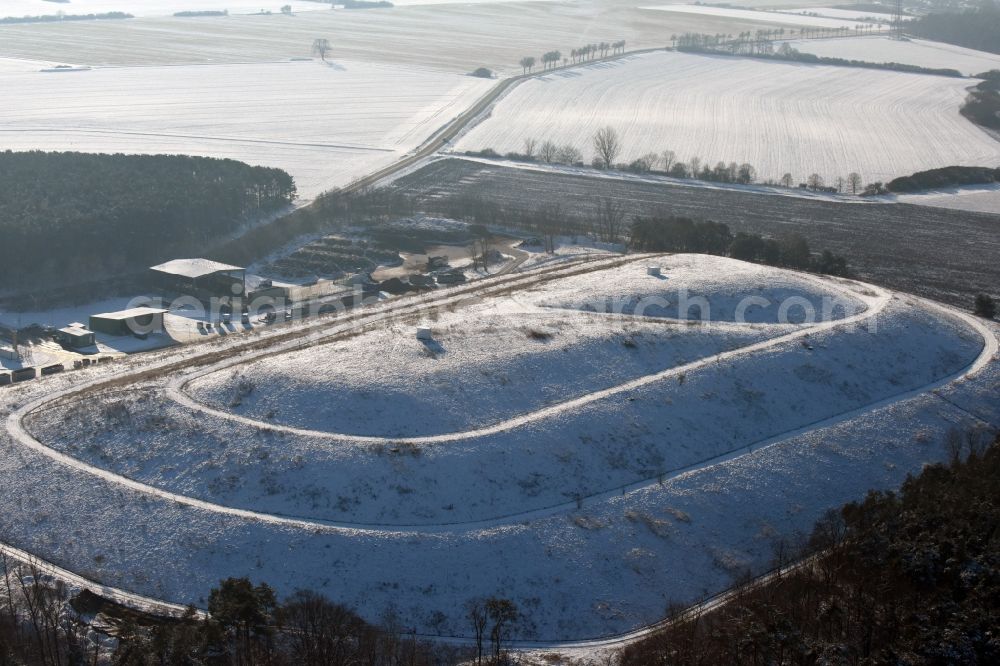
[89,307,168,337]
[150,258,245,297]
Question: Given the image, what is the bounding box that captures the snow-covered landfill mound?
[2,254,997,642]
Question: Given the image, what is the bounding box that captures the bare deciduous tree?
[312,38,331,61]
[536,202,565,253]
[539,140,558,163]
[595,196,627,245]
[807,173,825,190]
[661,149,676,172]
[522,138,538,160]
[847,172,862,195]
[633,152,660,172]
[469,224,492,272]
[593,126,622,169]
[737,163,756,185]
[780,172,794,188]
[485,597,518,663]
[466,599,488,665]
[555,144,582,165]
[278,590,366,665]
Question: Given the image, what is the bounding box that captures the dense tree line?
[630,215,851,276]
[888,165,1000,192]
[962,70,1000,130]
[672,24,884,52]
[621,430,1000,664]
[771,42,963,77]
[911,3,1000,54]
[424,186,852,275]
[677,34,963,77]
[0,566,480,665]
[173,10,228,17]
[0,561,529,665]
[341,0,394,9]
[0,151,295,291]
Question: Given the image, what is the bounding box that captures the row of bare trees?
[485,127,874,195]
[539,50,562,70]
[571,40,626,63]
[518,138,582,165]
[519,38,626,74]
[670,23,884,51]
[465,597,519,665]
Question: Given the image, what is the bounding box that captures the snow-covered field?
[776,6,897,22]
[454,51,1000,185]
[2,254,996,641]
[0,0,552,17]
[0,59,494,199]
[640,4,880,29]
[890,184,1000,214]
[0,1,834,71]
[783,35,1000,76]
[0,55,60,72]
[1,0,331,19]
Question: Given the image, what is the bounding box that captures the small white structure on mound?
[415,327,433,341]
[646,265,662,277]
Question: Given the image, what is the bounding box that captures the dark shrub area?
[0,151,295,290]
[911,5,1000,55]
[888,165,1000,192]
[622,432,1000,665]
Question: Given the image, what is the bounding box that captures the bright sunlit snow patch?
[530,254,867,323]
[640,4,877,29]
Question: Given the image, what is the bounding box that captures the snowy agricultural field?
[0,0,330,19]
[0,0,837,72]
[783,35,1000,76]
[0,55,61,72]
[640,4,878,29]
[0,59,494,199]
[890,184,1000,215]
[775,6,897,22]
[2,254,998,639]
[454,51,1000,185]
[0,0,555,16]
